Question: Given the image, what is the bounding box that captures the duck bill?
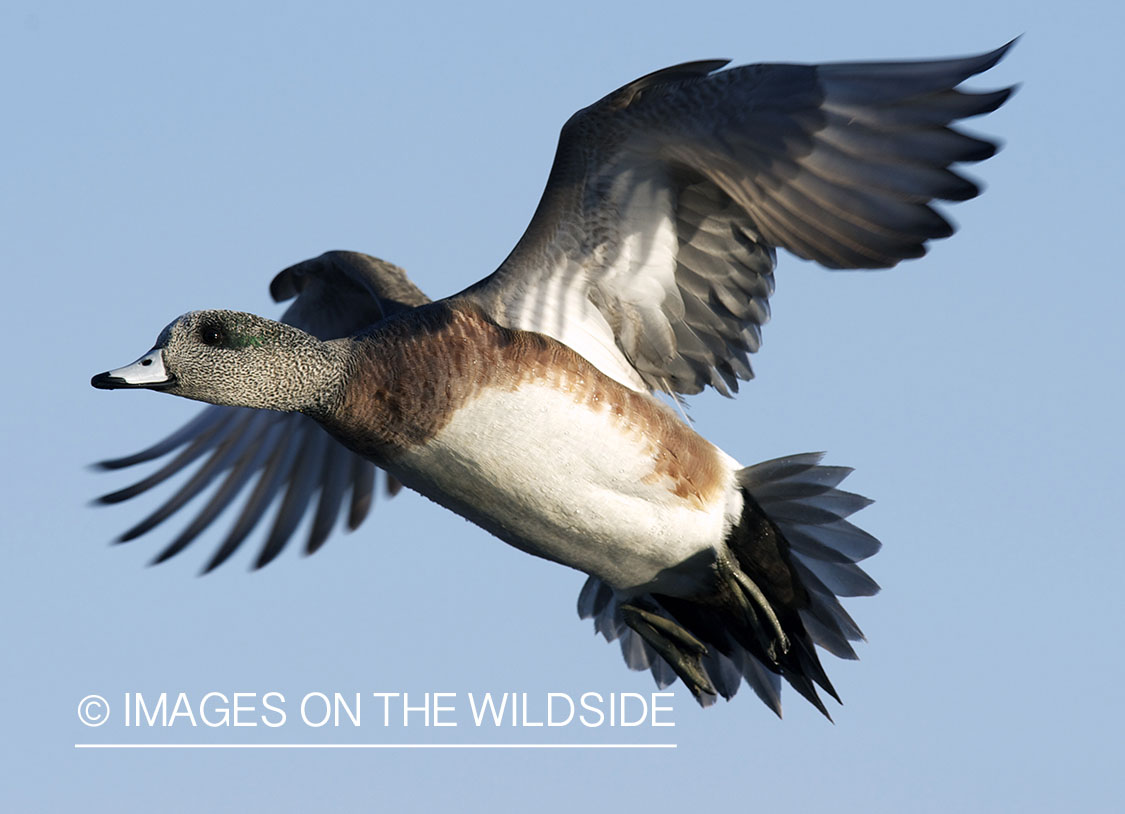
[91,348,177,390]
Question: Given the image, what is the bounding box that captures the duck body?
[324,299,740,596]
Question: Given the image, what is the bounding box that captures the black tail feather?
[580,453,881,718]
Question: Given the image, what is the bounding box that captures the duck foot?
[620,602,717,703]
[716,556,790,662]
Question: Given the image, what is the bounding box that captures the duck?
[92,43,1014,716]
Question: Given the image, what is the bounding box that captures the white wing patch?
[596,167,682,371]
[492,165,684,394]
[504,255,649,392]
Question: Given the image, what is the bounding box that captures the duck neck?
[295,338,352,421]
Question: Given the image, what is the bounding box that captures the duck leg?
[620,602,716,702]
[715,556,790,661]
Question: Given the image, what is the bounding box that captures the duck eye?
[200,324,224,347]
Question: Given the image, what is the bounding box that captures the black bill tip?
[91,371,124,389]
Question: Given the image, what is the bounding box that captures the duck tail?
[577,453,881,718]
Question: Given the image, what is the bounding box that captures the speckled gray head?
[91,310,343,415]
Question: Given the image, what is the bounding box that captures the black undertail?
[578,452,881,718]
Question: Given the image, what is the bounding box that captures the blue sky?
[4,1,1123,811]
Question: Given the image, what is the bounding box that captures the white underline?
[75,743,676,750]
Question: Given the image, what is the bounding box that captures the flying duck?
[92,43,1014,716]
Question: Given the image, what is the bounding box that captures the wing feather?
[462,42,1014,395]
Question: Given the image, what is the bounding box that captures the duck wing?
[462,43,1014,396]
[93,251,430,571]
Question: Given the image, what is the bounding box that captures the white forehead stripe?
[107,349,171,385]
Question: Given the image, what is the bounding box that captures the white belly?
[386,381,742,594]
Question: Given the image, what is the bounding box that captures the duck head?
[91,310,343,415]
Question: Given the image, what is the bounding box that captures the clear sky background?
[3,1,1122,811]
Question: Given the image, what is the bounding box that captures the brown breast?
[326,299,727,508]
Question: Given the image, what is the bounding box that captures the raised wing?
[94,251,431,571]
[463,43,1015,395]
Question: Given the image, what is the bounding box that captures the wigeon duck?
[92,43,1013,716]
